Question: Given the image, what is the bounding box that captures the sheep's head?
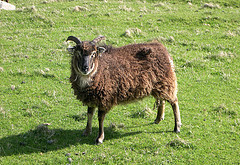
[66,36,106,76]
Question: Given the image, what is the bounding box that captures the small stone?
[19,142,26,146]
[47,140,54,144]
[67,158,73,163]
[40,70,45,75]
[124,30,131,37]
[11,85,15,90]
[73,6,88,12]
[31,5,37,12]
[168,36,175,42]
[203,3,220,9]
[45,68,50,72]
[65,153,71,156]
[0,67,4,72]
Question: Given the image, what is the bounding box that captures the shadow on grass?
[0,122,174,157]
[0,127,142,157]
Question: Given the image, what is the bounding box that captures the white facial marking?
[78,76,91,88]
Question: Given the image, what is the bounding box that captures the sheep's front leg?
[154,99,165,124]
[96,110,106,145]
[83,107,96,136]
[171,100,181,133]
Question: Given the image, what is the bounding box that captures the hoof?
[154,120,160,124]
[174,123,181,133]
[82,130,91,136]
[174,127,180,133]
[154,117,164,124]
[95,138,103,145]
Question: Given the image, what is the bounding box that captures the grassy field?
[1,0,240,164]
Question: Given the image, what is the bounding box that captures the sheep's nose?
[83,66,89,72]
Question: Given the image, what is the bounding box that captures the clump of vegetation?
[205,51,235,61]
[70,113,87,121]
[20,123,55,146]
[33,123,54,138]
[119,5,135,12]
[167,136,194,149]
[131,107,153,118]
[123,28,142,38]
[0,107,6,117]
[153,2,171,10]
[202,3,221,9]
[213,104,237,117]
[156,36,175,43]
[17,5,38,12]
[153,2,165,7]
[108,122,125,130]
[73,6,89,12]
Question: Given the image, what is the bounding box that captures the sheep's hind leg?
[154,99,165,124]
[96,110,106,145]
[171,100,181,133]
[83,107,96,136]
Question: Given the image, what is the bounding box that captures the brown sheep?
[66,36,181,144]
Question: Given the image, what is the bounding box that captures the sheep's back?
[86,42,177,109]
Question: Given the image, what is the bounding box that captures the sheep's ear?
[97,47,106,54]
[67,46,75,53]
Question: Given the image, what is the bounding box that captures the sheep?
[66,35,181,144]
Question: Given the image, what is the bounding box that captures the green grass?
[1,0,240,164]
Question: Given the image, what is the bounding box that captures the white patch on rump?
[168,55,178,97]
[169,56,175,70]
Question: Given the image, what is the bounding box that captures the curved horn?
[66,36,81,45]
[91,35,106,44]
